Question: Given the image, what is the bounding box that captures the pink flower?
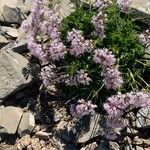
[93,48,116,68]
[117,0,133,11]
[49,39,66,61]
[103,67,123,90]
[139,29,150,46]
[70,99,97,118]
[93,0,112,10]
[91,11,106,38]
[67,29,93,57]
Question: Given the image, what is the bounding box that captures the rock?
[31,138,41,150]
[126,127,138,135]
[0,0,24,24]
[18,111,35,137]
[136,107,150,128]
[52,0,76,18]
[76,114,106,143]
[135,146,150,150]
[20,0,33,14]
[35,131,52,140]
[96,140,109,150]
[130,0,150,26]
[80,142,98,150]
[109,142,120,150]
[40,140,46,148]
[17,134,31,149]
[0,106,23,134]
[1,27,19,38]
[0,35,9,49]
[12,30,28,53]
[0,44,32,100]
[134,137,150,148]
[50,136,77,150]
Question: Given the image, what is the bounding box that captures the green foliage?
[60,2,149,104]
[104,3,146,91]
[60,7,96,43]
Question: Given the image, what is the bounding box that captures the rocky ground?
[0,0,150,150]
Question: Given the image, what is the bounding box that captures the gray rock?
[20,0,33,14]
[0,45,32,100]
[12,29,28,53]
[109,142,120,150]
[59,0,76,18]
[51,136,77,150]
[0,35,9,49]
[76,114,106,143]
[126,127,138,135]
[136,107,150,128]
[80,142,98,150]
[130,0,150,26]
[35,131,52,140]
[0,0,24,24]
[0,106,23,134]
[18,111,35,137]
[96,141,109,150]
[1,26,19,38]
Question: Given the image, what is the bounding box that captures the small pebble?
[40,140,46,147]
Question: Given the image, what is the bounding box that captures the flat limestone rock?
[0,106,23,134]
[18,111,35,137]
[59,0,76,18]
[76,114,106,143]
[136,108,150,128]
[0,45,32,100]
[130,0,150,26]
[0,0,24,24]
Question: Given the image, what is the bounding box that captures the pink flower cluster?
[93,48,116,68]
[49,39,66,61]
[22,0,66,62]
[93,48,123,90]
[70,99,97,117]
[103,67,123,90]
[117,0,133,11]
[139,29,150,46]
[93,0,112,10]
[41,65,59,87]
[91,11,106,38]
[67,29,93,57]
[61,70,92,86]
[103,91,150,140]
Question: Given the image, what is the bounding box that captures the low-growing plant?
[22,0,150,140]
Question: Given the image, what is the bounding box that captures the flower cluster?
[27,35,48,62]
[93,48,116,68]
[93,48,123,89]
[41,65,59,87]
[103,67,123,90]
[91,11,106,38]
[22,0,47,62]
[103,91,150,139]
[70,99,97,117]
[93,0,112,10]
[49,39,66,61]
[61,70,92,86]
[67,29,93,57]
[117,0,133,11]
[41,9,61,39]
[22,0,66,62]
[76,70,92,85]
[139,29,150,46]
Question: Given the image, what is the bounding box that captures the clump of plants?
[22,0,150,140]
